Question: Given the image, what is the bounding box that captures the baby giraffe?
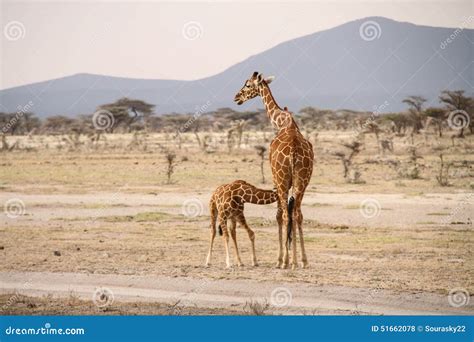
[206,180,278,268]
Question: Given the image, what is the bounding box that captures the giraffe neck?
[258,81,281,117]
[258,82,296,130]
[243,188,278,205]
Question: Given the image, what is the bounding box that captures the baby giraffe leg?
[205,210,217,267]
[237,214,258,266]
[229,218,243,266]
[218,217,232,268]
[205,222,216,267]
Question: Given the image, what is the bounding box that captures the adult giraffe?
[234,72,314,269]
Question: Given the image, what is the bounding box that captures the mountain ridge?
[1,16,472,117]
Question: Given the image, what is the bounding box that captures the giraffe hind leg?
[293,191,308,268]
[277,192,290,269]
[275,201,283,268]
[229,218,243,267]
[237,214,258,267]
[218,217,232,268]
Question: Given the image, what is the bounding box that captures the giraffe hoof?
[275,261,283,268]
[302,261,309,268]
[280,264,289,269]
[252,262,259,267]
[238,263,244,267]
[291,264,298,270]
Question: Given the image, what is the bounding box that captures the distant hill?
[1,16,472,118]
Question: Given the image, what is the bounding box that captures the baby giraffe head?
[234,71,274,105]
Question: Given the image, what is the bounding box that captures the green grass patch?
[101,211,174,223]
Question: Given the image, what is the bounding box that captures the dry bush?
[165,152,177,184]
[243,299,270,315]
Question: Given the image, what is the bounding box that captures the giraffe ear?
[253,74,263,85]
[265,76,275,84]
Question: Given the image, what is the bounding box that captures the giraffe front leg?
[297,209,309,268]
[291,224,298,270]
[230,219,243,267]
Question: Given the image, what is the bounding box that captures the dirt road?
[1,271,472,315]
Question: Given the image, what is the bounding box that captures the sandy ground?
[1,132,473,315]
[1,190,472,228]
[1,190,472,315]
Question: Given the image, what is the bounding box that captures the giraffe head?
[234,71,274,105]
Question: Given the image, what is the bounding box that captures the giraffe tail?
[218,225,223,236]
[287,196,295,249]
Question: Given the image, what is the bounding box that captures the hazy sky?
[1,0,472,89]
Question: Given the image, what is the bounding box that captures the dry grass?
[1,131,473,304]
[0,293,240,315]
[1,214,472,294]
[0,131,472,193]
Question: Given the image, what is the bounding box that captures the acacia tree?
[382,113,410,134]
[98,98,155,133]
[424,107,446,137]
[439,90,472,138]
[402,95,427,134]
[0,112,40,135]
[42,115,77,135]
